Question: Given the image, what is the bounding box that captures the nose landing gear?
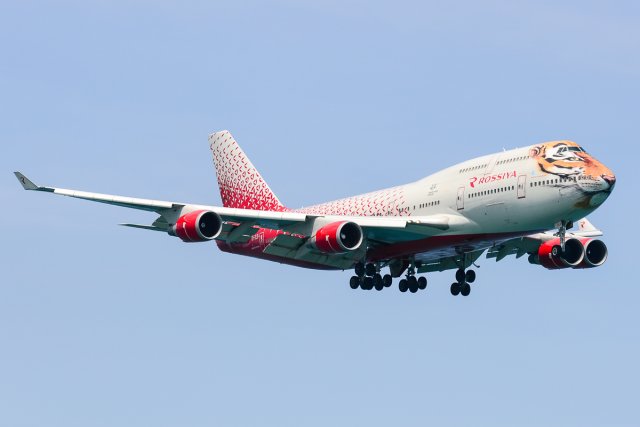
[554,220,574,251]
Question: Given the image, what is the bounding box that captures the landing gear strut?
[554,220,573,251]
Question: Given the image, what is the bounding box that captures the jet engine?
[310,221,363,254]
[573,238,608,269]
[169,210,222,242]
[529,237,585,269]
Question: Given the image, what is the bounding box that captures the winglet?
[14,172,40,190]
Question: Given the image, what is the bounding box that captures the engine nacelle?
[169,210,222,242]
[529,237,585,269]
[310,221,363,254]
[573,238,608,269]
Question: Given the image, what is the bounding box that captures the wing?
[485,218,603,263]
[15,172,472,269]
[14,171,309,226]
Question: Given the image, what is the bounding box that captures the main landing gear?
[350,262,392,291]
[450,268,476,297]
[350,261,428,293]
[398,260,427,294]
[350,261,475,296]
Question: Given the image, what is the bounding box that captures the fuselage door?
[517,175,527,199]
[486,155,499,173]
[457,186,465,210]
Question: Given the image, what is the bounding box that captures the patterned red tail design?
[209,131,287,211]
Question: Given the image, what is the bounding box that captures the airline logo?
[470,170,517,188]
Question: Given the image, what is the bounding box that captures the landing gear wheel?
[349,276,360,289]
[399,279,409,293]
[383,274,393,287]
[373,274,384,291]
[455,268,466,283]
[365,263,377,277]
[355,262,365,277]
[461,283,471,296]
[362,276,374,290]
[417,276,427,290]
[465,270,476,284]
[450,282,461,296]
[408,276,418,293]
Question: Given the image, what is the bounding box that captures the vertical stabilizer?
[209,131,287,211]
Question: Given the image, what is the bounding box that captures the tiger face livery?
[529,140,616,193]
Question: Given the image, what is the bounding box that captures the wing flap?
[417,249,486,273]
[221,223,260,244]
[263,234,306,258]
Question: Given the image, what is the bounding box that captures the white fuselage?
[297,141,615,252]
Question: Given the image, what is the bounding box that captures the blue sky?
[1,1,638,426]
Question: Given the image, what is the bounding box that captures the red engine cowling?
[573,238,608,269]
[534,237,585,269]
[310,221,363,254]
[169,210,222,242]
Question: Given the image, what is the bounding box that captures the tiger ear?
[529,146,543,157]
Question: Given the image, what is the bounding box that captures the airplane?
[15,131,616,296]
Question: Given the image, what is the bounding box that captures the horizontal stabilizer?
[119,223,167,232]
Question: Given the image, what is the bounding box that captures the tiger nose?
[602,174,616,187]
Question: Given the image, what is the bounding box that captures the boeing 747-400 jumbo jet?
[15,131,616,296]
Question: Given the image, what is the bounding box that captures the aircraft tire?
[450,283,461,296]
[417,276,427,290]
[399,279,409,292]
[408,276,418,293]
[362,276,374,290]
[373,274,384,291]
[365,263,377,277]
[455,268,466,283]
[383,274,393,287]
[355,262,365,277]
[461,283,471,296]
[465,270,476,283]
[349,276,360,289]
